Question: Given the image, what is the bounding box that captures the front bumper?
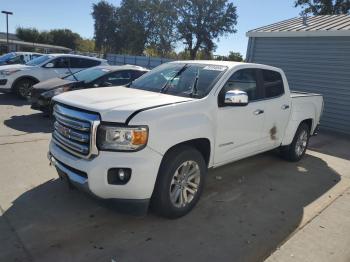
[49,141,163,206]
[0,76,13,91]
[30,95,51,113]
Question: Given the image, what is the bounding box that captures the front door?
[214,68,266,165]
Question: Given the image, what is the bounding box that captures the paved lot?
[0,92,350,262]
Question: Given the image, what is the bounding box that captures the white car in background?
[0,52,43,66]
[0,54,108,98]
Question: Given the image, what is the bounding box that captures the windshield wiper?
[64,61,79,82]
[160,64,188,94]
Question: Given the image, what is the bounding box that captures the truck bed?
[290,91,324,133]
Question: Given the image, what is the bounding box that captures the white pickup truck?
[48,61,323,218]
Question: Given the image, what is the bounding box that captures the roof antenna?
[302,13,308,26]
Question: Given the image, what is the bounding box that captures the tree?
[92,1,118,53]
[17,27,82,49]
[295,0,350,15]
[215,51,243,62]
[16,27,41,43]
[176,0,238,59]
[144,0,178,56]
[117,0,149,55]
[49,29,82,50]
[77,38,96,52]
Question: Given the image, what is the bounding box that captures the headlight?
[97,125,148,151]
[42,86,71,97]
[0,69,22,76]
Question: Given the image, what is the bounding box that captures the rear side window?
[69,58,101,68]
[80,58,101,68]
[262,70,284,98]
[106,70,132,85]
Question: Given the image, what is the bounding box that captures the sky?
[0,0,303,57]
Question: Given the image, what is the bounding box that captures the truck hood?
[53,86,194,123]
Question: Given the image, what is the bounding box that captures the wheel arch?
[281,118,314,146]
[161,138,211,167]
[11,75,40,91]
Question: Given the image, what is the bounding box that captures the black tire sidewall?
[15,79,34,99]
[151,145,207,218]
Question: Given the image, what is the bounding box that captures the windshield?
[26,55,53,66]
[0,53,16,62]
[129,63,227,98]
[64,67,111,83]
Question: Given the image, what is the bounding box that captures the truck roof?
[168,60,282,71]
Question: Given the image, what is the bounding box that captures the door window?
[106,70,132,85]
[52,57,70,68]
[261,70,284,98]
[219,69,261,106]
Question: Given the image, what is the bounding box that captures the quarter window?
[219,69,260,106]
[262,70,284,98]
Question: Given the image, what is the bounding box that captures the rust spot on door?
[270,126,277,140]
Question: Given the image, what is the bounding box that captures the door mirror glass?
[45,62,54,68]
[224,90,248,106]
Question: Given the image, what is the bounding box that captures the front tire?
[13,78,36,99]
[151,145,207,218]
[281,122,310,162]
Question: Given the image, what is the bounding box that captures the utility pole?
[1,11,13,53]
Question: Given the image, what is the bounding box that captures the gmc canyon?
[48,61,323,218]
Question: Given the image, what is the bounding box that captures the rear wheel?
[151,145,207,218]
[281,122,310,162]
[13,78,36,99]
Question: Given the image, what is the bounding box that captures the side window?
[52,57,70,68]
[69,57,81,68]
[79,58,101,68]
[219,69,260,106]
[262,70,284,98]
[132,70,147,80]
[106,70,132,85]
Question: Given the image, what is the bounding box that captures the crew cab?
[48,61,323,218]
[0,54,108,98]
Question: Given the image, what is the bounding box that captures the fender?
[281,103,316,146]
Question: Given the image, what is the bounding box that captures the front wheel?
[14,79,36,99]
[280,122,310,162]
[151,145,207,218]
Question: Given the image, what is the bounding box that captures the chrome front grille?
[52,104,100,159]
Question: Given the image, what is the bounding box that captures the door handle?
[281,104,290,110]
[254,109,264,115]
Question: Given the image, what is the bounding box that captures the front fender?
[130,100,215,165]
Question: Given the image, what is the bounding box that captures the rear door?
[258,69,290,148]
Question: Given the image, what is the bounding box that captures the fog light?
[108,168,131,185]
[118,169,126,181]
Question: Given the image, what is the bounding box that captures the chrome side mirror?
[224,90,249,106]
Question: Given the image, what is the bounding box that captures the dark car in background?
[30,65,149,114]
